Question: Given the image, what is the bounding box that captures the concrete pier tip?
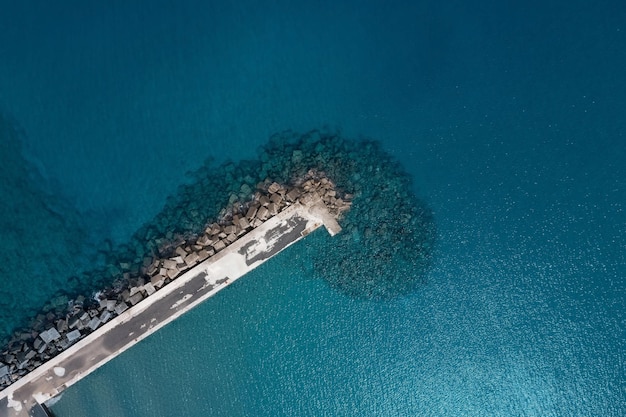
[1,178,347,417]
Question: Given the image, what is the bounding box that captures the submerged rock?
[257,130,436,299]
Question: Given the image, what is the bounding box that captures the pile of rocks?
[0,174,349,391]
[254,130,437,300]
[1,128,435,389]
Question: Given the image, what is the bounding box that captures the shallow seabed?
[0,0,624,416]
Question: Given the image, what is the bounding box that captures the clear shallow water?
[1,0,624,416]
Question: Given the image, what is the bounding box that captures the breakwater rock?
[88,128,434,300]
[0,175,349,391]
[0,129,435,391]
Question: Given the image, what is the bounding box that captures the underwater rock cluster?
[96,129,435,301]
[0,115,91,344]
[258,130,436,299]
[145,128,436,299]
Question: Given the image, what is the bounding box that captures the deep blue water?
[1,0,625,416]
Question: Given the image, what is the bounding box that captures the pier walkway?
[0,197,341,417]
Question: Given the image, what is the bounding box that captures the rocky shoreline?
[0,171,350,391]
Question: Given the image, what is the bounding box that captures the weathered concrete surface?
[0,201,339,417]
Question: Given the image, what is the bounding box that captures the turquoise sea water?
[1,1,624,416]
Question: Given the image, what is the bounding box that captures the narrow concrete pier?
[0,182,346,417]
